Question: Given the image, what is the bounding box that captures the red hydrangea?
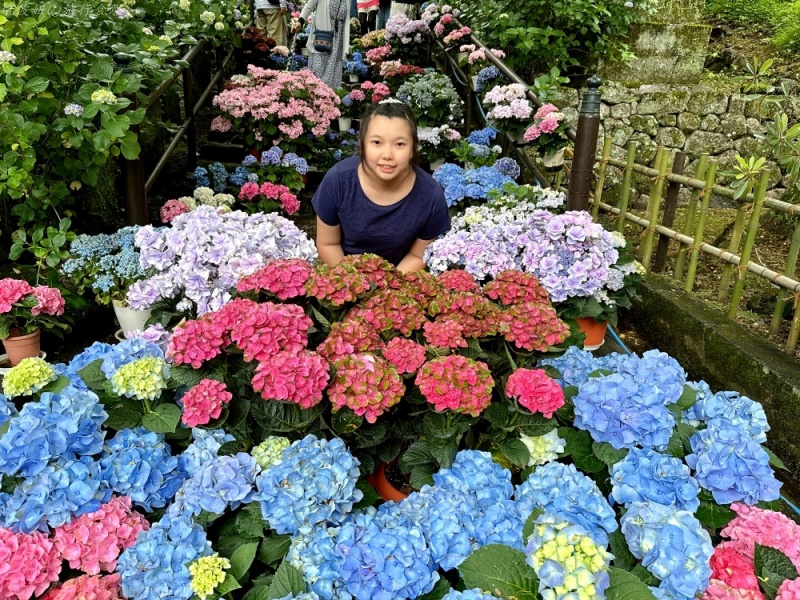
[251,350,330,408]
[167,316,229,368]
[52,496,149,575]
[415,355,494,416]
[437,269,481,293]
[327,353,405,423]
[346,289,427,336]
[498,301,569,351]
[42,574,124,600]
[0,527,62,600]
[230,302,311,362]
[238,181,260,201]
[317,318,384,362]
[388,271,444,309]
[483,270,551,306]
[382,337,427,374]
[423,318,468,349]
[305,262,371,306]
[707,543,761,596]
[180,379,233,426]
[505,368,564,418]
[339,253,397,289]
[30,286,65,316]
[427,291,501,338]
[236,258,313,300]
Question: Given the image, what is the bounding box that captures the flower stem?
[143,398,152,413]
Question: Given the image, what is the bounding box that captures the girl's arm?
[316,217,345,266]
[300,0,318,21]
[396,237,434,273]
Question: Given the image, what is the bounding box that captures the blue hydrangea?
[685,422,781,505]
[515,462,617,546]
[441,590,499,600]
[0,394,18,429]
[99,428,185,511]
[573,373,676,450]
[230,165,250,186]
[476,66,503,92]
[193,166,210,187]
[341,93,353,107]
[682,380,715,427]
[333,149,343,161]
[686,390,769,443]
[283,152,309,174]
[621,501,712,600]
[610,448,700,511]
[0,456,111,533]
[288,53,308,71]
[261,146,283,166]
[0,388,107,478]
[207,162,229,192]
[336,507,439,600]
[253,435,362,535]
[538,345,601,388]
[432,450,513,508]
[614,350,686,406]
[178,428,235,477]
[494,157,520,180]
[242,154,258,166]
[100,337,164,378]
[279,594,321,600]
[168,453,259,518]
[287,524,349,599]
[466,127,497,146]
[117,514,212,600]
[462,496,524,551]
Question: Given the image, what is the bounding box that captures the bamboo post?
[639,148,670,269]
[771,220,800,335]
[717,199,750,301]
[685,161,719,293]
[673,155,709,282]
[615,142,637,234]
[787,299,800,353]
[727,172,770,320]
[654,151,686,272]
[591,136,613,221]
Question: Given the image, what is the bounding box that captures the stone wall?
[552,81,799,207]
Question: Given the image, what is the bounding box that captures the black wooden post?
[567,75,602,212]
[654,151,687,272]
[116,53,148,225]
[183,63,197,172]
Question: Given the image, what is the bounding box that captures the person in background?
[312,100,450,272]
[390,0,419,18]
[254,0,289,46]
[376,0,391,29]
[295,0,349,89]
[357,0,379,34]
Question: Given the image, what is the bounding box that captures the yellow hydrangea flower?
[2,357,57,398]
[189,554,231,600]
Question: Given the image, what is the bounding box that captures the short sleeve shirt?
[312,156,451,265]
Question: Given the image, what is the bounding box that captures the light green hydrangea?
[214,21,225,31]
[189,553,230,600]
[193,186,215,203]
[178,0,190,10]
[91,89,118,105]
[200,10,216,25]
[520,429,565,467]
[252,436,290,470]
[110,356,168,401]
[2,357,57,398]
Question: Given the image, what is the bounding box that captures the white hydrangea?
[193,187,215,202]
[200,10,215,24]
[520,430,566,467]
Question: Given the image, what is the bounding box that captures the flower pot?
[113,299,152,334]
[338,116,352,132]
[2,329,41,366]
[368,463,410,502]
[348,73,359,83]
[576,317,608,351]
[0,350,47,375]
[429,157,446,171]
[542,147,566,168]
[300,47,310,57]
[455,51,468,64]
[513,130,528,146]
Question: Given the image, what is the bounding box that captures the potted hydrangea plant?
[0,278,67,365]
[483,83,535,144]
[417,124,462,170]
[343,52,369,82]
[523,103,571,167]
[397,71,463,129]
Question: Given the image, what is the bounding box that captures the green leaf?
[499,437,530,468]
[398,442,436,472]
[764,447,788,471]
[331,407,363,434]
[90,58,115,81]
[77,359,108,390]
[354,479,380,509]
[755,544,799,600]
[120,131,141,160]
[235,503,267,538]
[458,544,539,599]
[608,530,637,571]
[141,404,181,434]
[103,401,145,431]
[559,428,605,472]
[409,463,437,490]
[674,384,698,410]
[605,567,658,600]
[25,77,49,93]
[230,541,259,582]
[666,422,697,459]
[417,578,452,600]
[258,534,291,565]
[267,561,306,599]
[630,565,660,586]
[592,442,629,467]
[217,572,242,595]
[168,365,204,389]
[40,375,71,394]
[244,585,272,600]
[522,508,544,545]
[695,498,736,531]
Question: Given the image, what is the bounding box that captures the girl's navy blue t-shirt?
[312,156,451,265]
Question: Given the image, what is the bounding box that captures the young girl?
[312,101,450,273]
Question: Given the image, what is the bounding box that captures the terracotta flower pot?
[576,317,608,351]
[368,463,410,502]
[2,329,41,366]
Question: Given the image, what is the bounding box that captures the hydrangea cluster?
[385,13,431,45]
[433,163,515,206]
[254,435,362,535]
[128,206,316,314]
[251,436,291,470]
[525,512,614,600]
[505,368,565,417]
[52,495,149,574]
[415,355,494,416]
[519,430,565,466]
[437,269,482,293]
[0,528,61,600]
[382,337,427,374]
[621,501,713,599]
[499,301,570,352]
[236,258,314,300]
[688,390,770,443]
[305,261,372,306]
[189,554,231,600]
[441,591,498,600]
[100,337,164,379]
[166,313,230,368]
[483,269,551,306]
[423,318,468,348]
[316,318,384,362]
[109,356,169,401]
[2,357,56,398]
[538,345,599,388]
[610,448,700,511]
[427,291,501,338]
[229,301,311,362]
[99,428,185,511]
[116,515,212,600]
[251,350,330,408]
[347,289,427,336]
[327,353,405,423]
[179,429,234,477]
[484,83,533,127]
[432,451,514,509]
[42,574,123,600]
[516,462,617,546]
[180,379,233,427]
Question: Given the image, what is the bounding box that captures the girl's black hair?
[357,101,421,167]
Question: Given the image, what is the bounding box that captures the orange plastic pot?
[576,317,608,351]
[2,329,41,366]
[370,463,409,502]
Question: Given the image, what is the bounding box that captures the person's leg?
[256,8,269,35]
[350,0,358,19]
[367,9,376,33]
[265,10,288,46]
[358,10,368,35]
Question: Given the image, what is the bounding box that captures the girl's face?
[361,116,414,184]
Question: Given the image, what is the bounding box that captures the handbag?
[313,28,334,52]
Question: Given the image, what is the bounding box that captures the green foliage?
[754,544,799,599]
[458,544,540,599]
[705,0,789,30]
[605,567,658,600]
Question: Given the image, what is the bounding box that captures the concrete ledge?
[629,274,800,478]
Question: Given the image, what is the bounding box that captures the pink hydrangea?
[167,316,229,368]
[42,574,124,600]
[349,89,366,102]
[703,579,765,600]
[427,291,501,338]
[160,199,190,223]
[721,503,800,566]
[52,496,148,575]
[707,542,761,595]
[382,337,427,374]
[505,368,564,418]
[0,278,33,313]
[340,254,397,289]
[389,271,444,309]
[777,578,800,600]
[534,103,560,120]
[210,116,233,132]
[499,301,569,351]
[317,318,384,362]
[230,302,311,362]
[180,379,233,426]
[236,258,313,300]
[365,45,392,63]
[328,353,404,423]
[238,181,261,201]
[30,286,65,316]
[437,269,481,293]
[423,318,467,349]
[523,124,542,143]
[258,182,300,215]
[0,528,61,600]
[305,263,371,306]
[538,114,560,134]
[483,270,551,306]
[213,298,259,334]
[346,289,427,336]
[251,350,329,408]
[415,355,493,416]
